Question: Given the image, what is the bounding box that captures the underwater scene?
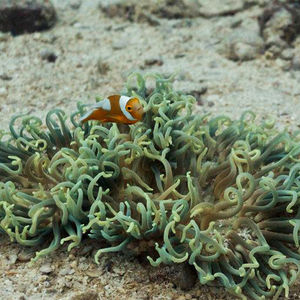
[1,1,300,299]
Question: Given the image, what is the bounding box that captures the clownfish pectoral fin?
[80,109,103,123]
[80,111,122,124]
[79,110,93,123]
[105,114,127,123]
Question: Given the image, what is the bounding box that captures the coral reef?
[1,73,300,299]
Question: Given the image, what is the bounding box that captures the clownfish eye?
[127,106,132,111]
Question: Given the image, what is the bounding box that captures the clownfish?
[80,95,144,124]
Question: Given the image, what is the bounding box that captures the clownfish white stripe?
[93,98,111,111]
[119,95,136,121]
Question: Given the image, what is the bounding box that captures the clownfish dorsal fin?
[79,97,111,123]
[92,98,111,111]
[107,95,121,102]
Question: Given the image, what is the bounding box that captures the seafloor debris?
[259,0,300,56]
[99,0,200,22]
[99,0,253,24]
[0,0,56,35]
[217,28,264,61]
[1,73,300,299]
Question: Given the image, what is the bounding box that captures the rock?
[206,94,220,105]
[0,73,12,81]
[40,49,57,63]
[78,262,89,271]
[32,32,42,41]
[137,12,161,26]
[78,244,94,256]
[40,33,57,44]
[168,263,197,291]
[73,22,83,29]
[59,267,75,276]
[0,32,10,42]
[96,58,110,75]
[85,270,102,278]
[0,0,57,35]
[99,0,223,23]
[112,40,126,50]
[17,248,35,262]
[70,291,99,300]
[174,53,185,59]
[190,88,208,105]
[292,53,300,71]
[43,280,51,288]
[280,48,294,60]
[275,58,291,71]
[75,32,83,40]
[70,0,82,10]
[0,87,8,96]
[99,0,123,18]
[144,57,164,67]
[8,253,18,265]
[295,36,300,48]
[172,19,193,29]
[259,2,300,56]
[208,101,215,107]
[218,29,264,61]
[149,0,201,19]
[174,80,207,104]
[40,263,53,274]
[233,42,260,61]
[268,44,284,57]
[198,0,245,17]
[261,7,292,46]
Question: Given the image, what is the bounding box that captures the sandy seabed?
[1,1,300,299]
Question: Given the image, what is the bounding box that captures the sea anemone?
[1,73,300,299]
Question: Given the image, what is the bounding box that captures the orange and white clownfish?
[80,95,144,124]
